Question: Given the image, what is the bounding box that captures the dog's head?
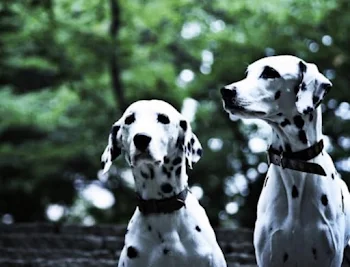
[220,55,332,120]
[101,100,202,173]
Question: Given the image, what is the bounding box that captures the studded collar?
[267,139,326,176]
[137,187,189,215]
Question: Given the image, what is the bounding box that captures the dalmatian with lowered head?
[220,55,350,267]
[101,100,226,267]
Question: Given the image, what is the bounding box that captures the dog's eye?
[260,66,281,79]
[125,113,135,125]
[157,114,170,124]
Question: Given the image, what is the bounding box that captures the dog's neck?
[131,154,188,200]
[269,108,323,153]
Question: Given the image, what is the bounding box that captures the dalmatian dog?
[220,55,350,267]
[101,100,226,267]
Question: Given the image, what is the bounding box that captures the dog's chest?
[260,154,341,222]
[254,156,348,266]
[122,195,217,266]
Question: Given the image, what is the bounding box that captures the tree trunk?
[109,0,126,112]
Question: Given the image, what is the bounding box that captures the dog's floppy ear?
[101,120,122,174]
[179,119,203,169]
[295,60,332,114]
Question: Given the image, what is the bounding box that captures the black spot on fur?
[197,148,203,157]
[176,137,184,150]
[140,170,149,179]
[127,246,138,258]
[101,161,105,169]
[111,125,120,146]
[303,106,313,114]
[148,225,152,231]
[299,61,307,73]
[186,142,192,151]
[312,247,317,260]
[309,113,314,122]
[173,157,182,165]
[175,166,181,177]
[158,232,164,242]
[195,226,201,232]
[331,173,334,180]
[125,113,135,125]
[274,91,281,100]
[163,248,170,255]
[298,130,307,144]
[285,143,292,152]
[190,137,195,145]
[300,82,307,91]
[161,183,173,194]
[321,194,328,206]
[341,190,344,213]
[277,112,283,116]
[292,185,299,198]
[293,115,304,129]
[313,96,320,105]
[162,166,171,178]
[110,147,121,161]
[263,176,269,187]
[280,119,291,127]
[149,167,154,179]
[283,252,289,262]
[179,120,187,131]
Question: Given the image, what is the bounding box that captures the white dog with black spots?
[221,55,350,267]
[101,100,226,267]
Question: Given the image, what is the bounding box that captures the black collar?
[137,187,188,215]
[267,139,326,176]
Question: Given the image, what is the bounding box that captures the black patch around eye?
[157,113,170,124]
[125,113,135,125]
[260,66,281,79]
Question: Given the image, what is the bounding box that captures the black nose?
[133,134,152,151]
[220,87,237,100]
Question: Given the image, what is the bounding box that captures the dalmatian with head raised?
[101,100,226,267]
[220,55,350,267]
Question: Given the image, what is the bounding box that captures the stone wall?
[0,223,349,267]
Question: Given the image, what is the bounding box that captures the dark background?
[1,0,349,228]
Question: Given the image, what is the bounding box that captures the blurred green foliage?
[1,0,350,227]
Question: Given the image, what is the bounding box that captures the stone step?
[0,234,124,251]
[0,259,116,267]
[0,248,115,260]
[0,224,127,237]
